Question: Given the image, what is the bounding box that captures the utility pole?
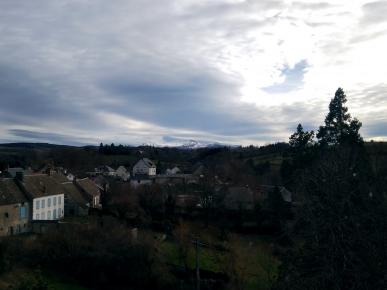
[194,238,200,290]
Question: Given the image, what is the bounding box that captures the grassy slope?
[155,222,279,290]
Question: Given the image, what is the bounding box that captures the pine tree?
[317,88,362,146]
[289,124,314,150]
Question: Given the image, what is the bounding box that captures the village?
[0,156,292,238]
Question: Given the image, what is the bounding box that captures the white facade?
[132,158,156,176]
[32,194,65,220]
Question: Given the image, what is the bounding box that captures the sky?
[0,0,386,146]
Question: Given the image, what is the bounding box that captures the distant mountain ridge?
[176,139,237,150]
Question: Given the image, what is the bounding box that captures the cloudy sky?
[0,0,386,146]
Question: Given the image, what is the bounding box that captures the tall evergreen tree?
[317,88,362,146]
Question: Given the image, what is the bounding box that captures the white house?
[32,194,64,220]
[116,166,130,181]
[95,166,116,177]
[20,174,65,221]
[132,158,156,176]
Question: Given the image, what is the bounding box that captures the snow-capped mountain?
[177,140,231,150]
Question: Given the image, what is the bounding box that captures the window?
[53,209,57,219]
[36,214,40,220]
[47,211,51,220]
[48,198,51,207]
[41,199,45,208]
[58,196,61,205]
[41,212,45,219]
[53,196,57,206]
[20,206,26,219]
[36,200,40,209]
[4,212,9,218]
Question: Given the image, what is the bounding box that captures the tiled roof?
[61,182,88,208]
[140,158,156,168]
[22,174,64,198]
[76,178,100,197]
[50,172,68,183]
[0,178,27,205]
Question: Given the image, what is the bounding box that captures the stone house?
[18,174,65,221]
[0,178,30,236]
[74,178,102,209]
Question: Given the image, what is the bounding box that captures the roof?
[22,174,65,198]
[0,178,28,206]
[49,172,68,183]
[193,164,206,176]
[96,165,115,173]
[135,158,156,168]
[76,178,100,197]
[116,166,128,172]
[94,175,109,187]
[61,182,88,209]
[106,166,115,172]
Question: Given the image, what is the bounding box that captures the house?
[18,174,65,221]
[165,166,181,175]
[95,166,116,177]
[74,178,102,208]
[58,176,101,216]
[93,175,109,192]
[132,158,156,176]
[116,166,130,181]
[61,182,89,216]
[0,178,30,236]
